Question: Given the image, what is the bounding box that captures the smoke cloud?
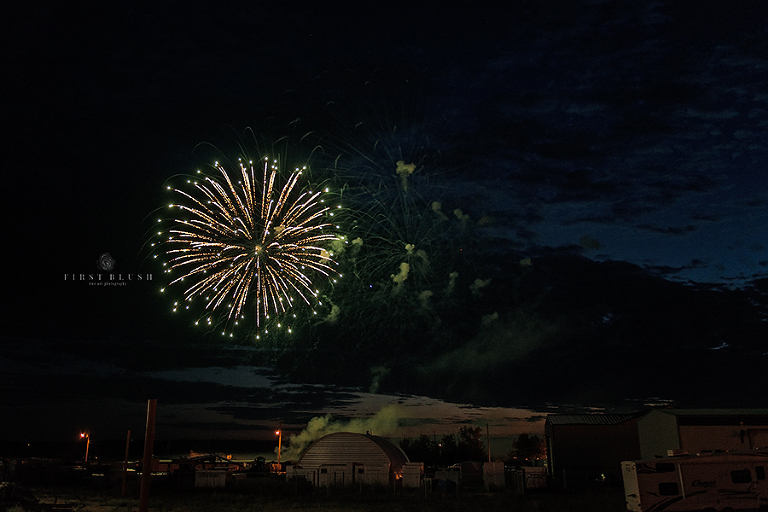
[281,404,402,461]
[324,303,341,324]
[396,160,416,190]
[431,201,449,221]
[419,290,433,310]
[422,310,561,376]
[369,365,391,393]
[445,271,459,296]
[470,277,491,296]
[481,311,499,326]
[391,262,410,285]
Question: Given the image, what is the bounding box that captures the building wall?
[317,464,349,487]
[679,425,751,453]
[353,463,390,486]
[483,461,505,489]
[638,411,681,459]
[546,410,768,489]
[638,410,768,459]
[194,470,227,488]
[547,421,640,482]
[290,462,392,487]
[290,433,409,487]
[749,428,768,448]
[402,462,424,488]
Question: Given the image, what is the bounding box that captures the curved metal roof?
[296,432,409,473]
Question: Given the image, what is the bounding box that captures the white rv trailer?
[621,449,768,511]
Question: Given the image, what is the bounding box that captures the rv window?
[756,466,766,480]
[731,469,751,484]
[655,463,676,472]
[357,468,365,474]
[320,468,328,474]
[658,482,679,496]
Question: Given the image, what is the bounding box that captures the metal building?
[637,408,768,459]
[546,409,768,487]
[545,412,643,485]
[286,432,421,487]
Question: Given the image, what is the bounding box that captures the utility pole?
[276,426,282,465]
[80,432,90,463]
[139,399,157,512]
[122,430,131,496]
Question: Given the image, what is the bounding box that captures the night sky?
[3,2,768,458]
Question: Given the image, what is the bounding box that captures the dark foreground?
[2,483,625,512]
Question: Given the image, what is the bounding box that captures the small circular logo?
[97,252,116,271]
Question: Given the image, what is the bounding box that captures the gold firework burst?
[159,156,340,334]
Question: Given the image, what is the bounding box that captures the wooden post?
[122,429,131,496]
[139,399,157,512]
[487,424,491,463]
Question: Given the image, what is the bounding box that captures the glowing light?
[160,155,339,332]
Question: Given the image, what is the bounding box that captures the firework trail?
[156,155,341,337]
[299,111,479,347]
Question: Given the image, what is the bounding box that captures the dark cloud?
[579,235,603,250]
[744,196,768,207]
[635,223,697,235]
[690,212,721,222]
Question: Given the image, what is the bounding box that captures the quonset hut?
[286,432,422,487]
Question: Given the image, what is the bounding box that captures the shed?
[194,470,227,488]
[286,432,417,487]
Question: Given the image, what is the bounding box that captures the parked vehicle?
[621,449,768,511]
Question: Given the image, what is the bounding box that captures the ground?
[4,484,626,512]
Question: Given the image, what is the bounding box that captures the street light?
[80,432,90,462]
[275,428,282,465]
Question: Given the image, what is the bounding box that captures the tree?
[400,434,440,464]
[400,426,487,465]
[456,426,486,461]
[507,433,545,465]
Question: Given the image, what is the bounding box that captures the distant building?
[637,408,768,459]
[546,409,768,487]
[545,412,643,484]
[286,432,422,488]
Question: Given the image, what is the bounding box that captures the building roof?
[547,409,768,427]
[643,408,768,426]
[296,432,409,472]
[546,413,642,426]
[647,408,768,417]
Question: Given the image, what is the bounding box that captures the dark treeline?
[400,426,486,466]
[398,428,546,467]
